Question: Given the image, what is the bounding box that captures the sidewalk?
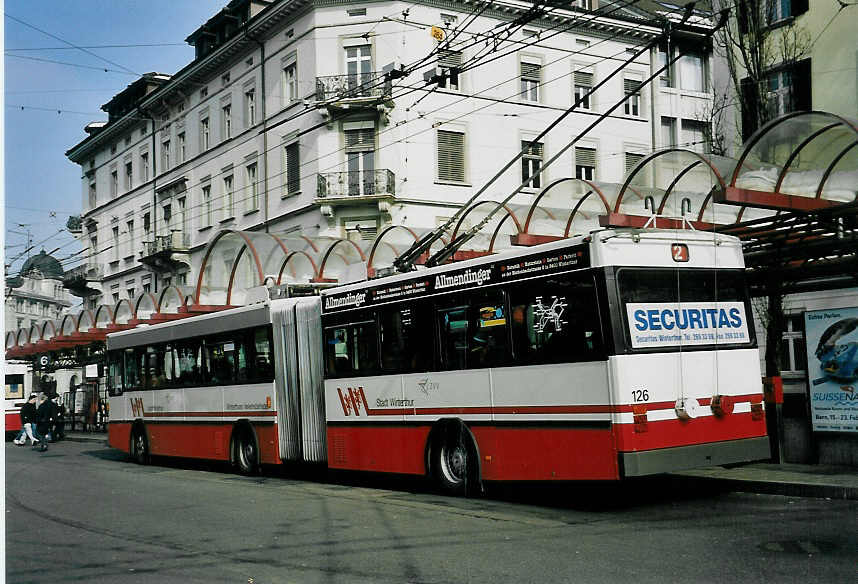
[671,462,858,501]
[58,431,858,500]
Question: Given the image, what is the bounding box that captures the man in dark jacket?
[35,394,51,451]
[15,394,40,446]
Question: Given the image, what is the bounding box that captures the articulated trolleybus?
[106,228,768,493]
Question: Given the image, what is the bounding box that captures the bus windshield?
[617,268,754,350]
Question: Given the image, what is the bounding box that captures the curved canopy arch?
[77,310,96,333]
[7,331,18,350]
[41,320,58,341]
[135,293,159,320]
[448,200,524,255]
[94,304,114,329]
[28,323,42,343]
[524,177,612,238]
[196,230,264,305]
[16,328,30,346]
[114,298,135,325]
[59,314,77,337]
[159,285,190,314]
[277,251,318,284]
[317,238,367,283]
[730,111,858,205]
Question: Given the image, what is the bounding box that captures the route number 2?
[631,389,650,402]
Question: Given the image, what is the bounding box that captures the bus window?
[437,306,469,370]
[204,337,236,384]
[252,326,274,381]
[379,303,430,373]
[509,275,603,364]
[124,348,143,391]
[108,352,123,396]
[324,321,379,377]
[470,290,509,368]
[235,334,250,383]
[176,338,204,386]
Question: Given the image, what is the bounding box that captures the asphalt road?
[6,440,858,584]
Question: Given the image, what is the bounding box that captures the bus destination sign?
[323,244,590,312]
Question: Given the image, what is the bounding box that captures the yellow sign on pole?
[430,26,445,41]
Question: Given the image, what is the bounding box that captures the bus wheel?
[233,428,259,476]
[432,427,475,496]
[131,426,150,465]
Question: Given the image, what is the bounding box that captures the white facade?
[67,0,715,305]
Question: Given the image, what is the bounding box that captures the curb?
[703,477,858,501]
[61,435,108,445]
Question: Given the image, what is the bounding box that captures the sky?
[4,0,227,277]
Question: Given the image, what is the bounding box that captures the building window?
[780,314,808,374]
[767,69,793,118]
[125,161,133,190]
[624,78,641,116]
[679,52,707,92]
[162,204,172,234]
[89,182,97,208]
[246,162,258,211]
[283,62,297,104]
[143,211,151,238]
[520,61,541,102]
[285,142,300,195]
[244,89,256,127]
[177,132,186,163]
[438,50,462,91]
[110,170,118,197]
[222,103,232,140]
[140,152,149,182]
[127,287,135,299]
[573,70,593,109]
[437,129,465,183]
[177,196,187,236]
[142,282,151,294]
[521,140,544,189]
[112,226,120,261]
[223,175,234,219]
[574,146,596,180]
[344,128,375,196]
[126,220,134,257]
[572,0,593,8]
[657,48,674,88]
[200,117,210,151]
[625,152,645,175]
[162,139,171,170]
[345,45,372,96]
[661,117,677,148]
[682,119,710,153]
[202,185,212,227]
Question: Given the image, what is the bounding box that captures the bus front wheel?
[431,425,477,496]
[131,426,150,465]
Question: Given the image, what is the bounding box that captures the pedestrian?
[51,394,66,441]
[35,394,52,451]
[13,394,41,447]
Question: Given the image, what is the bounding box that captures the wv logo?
[337,387,369,416]
[130,397,144,417]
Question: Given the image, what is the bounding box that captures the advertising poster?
[804,307,858,433]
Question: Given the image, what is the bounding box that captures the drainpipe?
[138,107,158,293]
[246,28,269,232]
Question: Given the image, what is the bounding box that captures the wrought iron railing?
[315,73,391,102]
[317,169,395,199]
[144,232,190,256]
[63,263,103,283]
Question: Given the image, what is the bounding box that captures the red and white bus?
[106,228,769,493]
[5,361,33,439]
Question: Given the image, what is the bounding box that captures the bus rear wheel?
[131,427,150,465]
[232,428,259,475]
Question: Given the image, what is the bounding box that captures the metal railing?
[317,169,395,199]
[144,232,190,256]
[62,263,103,283]
[315,73,391,102]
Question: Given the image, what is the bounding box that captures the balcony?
[313,73,393,120]
[316,170,395,222]
[62,263,103,298]
[139,232,191,272]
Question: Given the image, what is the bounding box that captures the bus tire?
[130,425,150,465]
[232,425,259,476]
[430,422,479,496]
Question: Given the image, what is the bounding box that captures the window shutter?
[791,59,812,111]
[574,71,593,86]
[740,77,759,141]
[286,142,300,194]
[345,128,374,150]
[791,0,808,17]
[624,78,641,95]
[575,147,596,168]
[625,152,644,174]
[437,130,465,182]
[438,50,462,69]
[521,62,541,80]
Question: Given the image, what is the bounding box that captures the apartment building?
[5,251,74,334]
[65,0,715,305]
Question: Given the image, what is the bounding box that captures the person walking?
[35,394,52,451]
[51,394,66,441]
[14,394,40,447]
